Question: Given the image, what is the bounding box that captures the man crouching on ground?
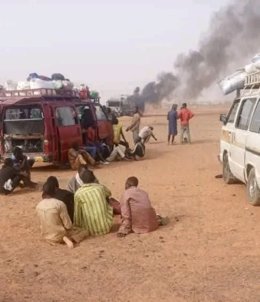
[118,176,159,237]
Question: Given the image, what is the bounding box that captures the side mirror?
[219,114,227,124]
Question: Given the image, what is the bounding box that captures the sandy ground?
[0,106,259,302]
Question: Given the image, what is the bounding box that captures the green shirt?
[74,183,113,236]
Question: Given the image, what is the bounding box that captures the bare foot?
[63,236,74,248]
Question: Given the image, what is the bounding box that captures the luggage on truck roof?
[51,73,65,81]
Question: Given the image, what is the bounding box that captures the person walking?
[126,106,141,144]
[167,104,178,145]
[179,103,194,144]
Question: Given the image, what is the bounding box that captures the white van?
[219,72,260,206]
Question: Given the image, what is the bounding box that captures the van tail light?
[43,139,50,153]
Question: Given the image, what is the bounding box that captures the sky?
[0,0,231,102]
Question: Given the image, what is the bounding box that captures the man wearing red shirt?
[178,103,194,144]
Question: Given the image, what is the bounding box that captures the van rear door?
[230,98,256,180]
[94,104,113,145]
[54,106,82,162]
[2,105,45,158]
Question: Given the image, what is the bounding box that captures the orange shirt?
[179,108,194,126]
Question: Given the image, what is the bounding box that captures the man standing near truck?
[126,106,141,144]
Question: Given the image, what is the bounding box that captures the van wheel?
[223,153,236,184]
[247,169,260,206]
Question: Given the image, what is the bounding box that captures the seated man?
[12,147,36,187]
[106,144,127,162]
[0,158,21,195]
[84,128,110,165]
[127,138,145,160]
[36,182,88,248]
[67,166,99,193]
[68,142,95,170]
[74,170,114,236]
[118,176,158,237]
[138,126,157,144]
[45,176,74,222]
[67,166,86,193]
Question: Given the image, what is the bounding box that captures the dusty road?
[0,107,259,302]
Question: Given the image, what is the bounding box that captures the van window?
[236,98,256,130]
[227,100,239,123]
[5,107,43,120]
[56,107,76,126]
[3,105,44,135]
[95,105,107,120]
[249,100,260,133]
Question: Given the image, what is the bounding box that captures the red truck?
[0,88,113,164]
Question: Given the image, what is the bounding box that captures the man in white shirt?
[138,126,157,144]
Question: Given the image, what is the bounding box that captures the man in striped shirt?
[74,170,113,236]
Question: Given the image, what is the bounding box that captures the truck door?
[54,106,82,162]
[75,104,98,144]
[94,104,113,145]
[230,98,256,180]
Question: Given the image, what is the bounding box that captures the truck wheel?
[247,168,260,206]
[223,153,236,184]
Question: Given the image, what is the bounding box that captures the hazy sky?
[0,0,230,101]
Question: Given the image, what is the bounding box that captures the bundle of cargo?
[219,69,247,95]
[17,81,30,90]
[2,73,74,92]
[22,73,74,90]
[219,53,260,95]
[27,73,52,82]
[30,78,55,89]
[244,54,260,74]
[53,79,74,90]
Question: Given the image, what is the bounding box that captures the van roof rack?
[240,71,260,98]
[0,88,79,98]
[244,71,260,88]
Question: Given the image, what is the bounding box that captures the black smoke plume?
[131,0,260,108]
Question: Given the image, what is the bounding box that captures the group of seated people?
[0,117,156,195]
[67,117,157,171]
[36,166,166,248]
